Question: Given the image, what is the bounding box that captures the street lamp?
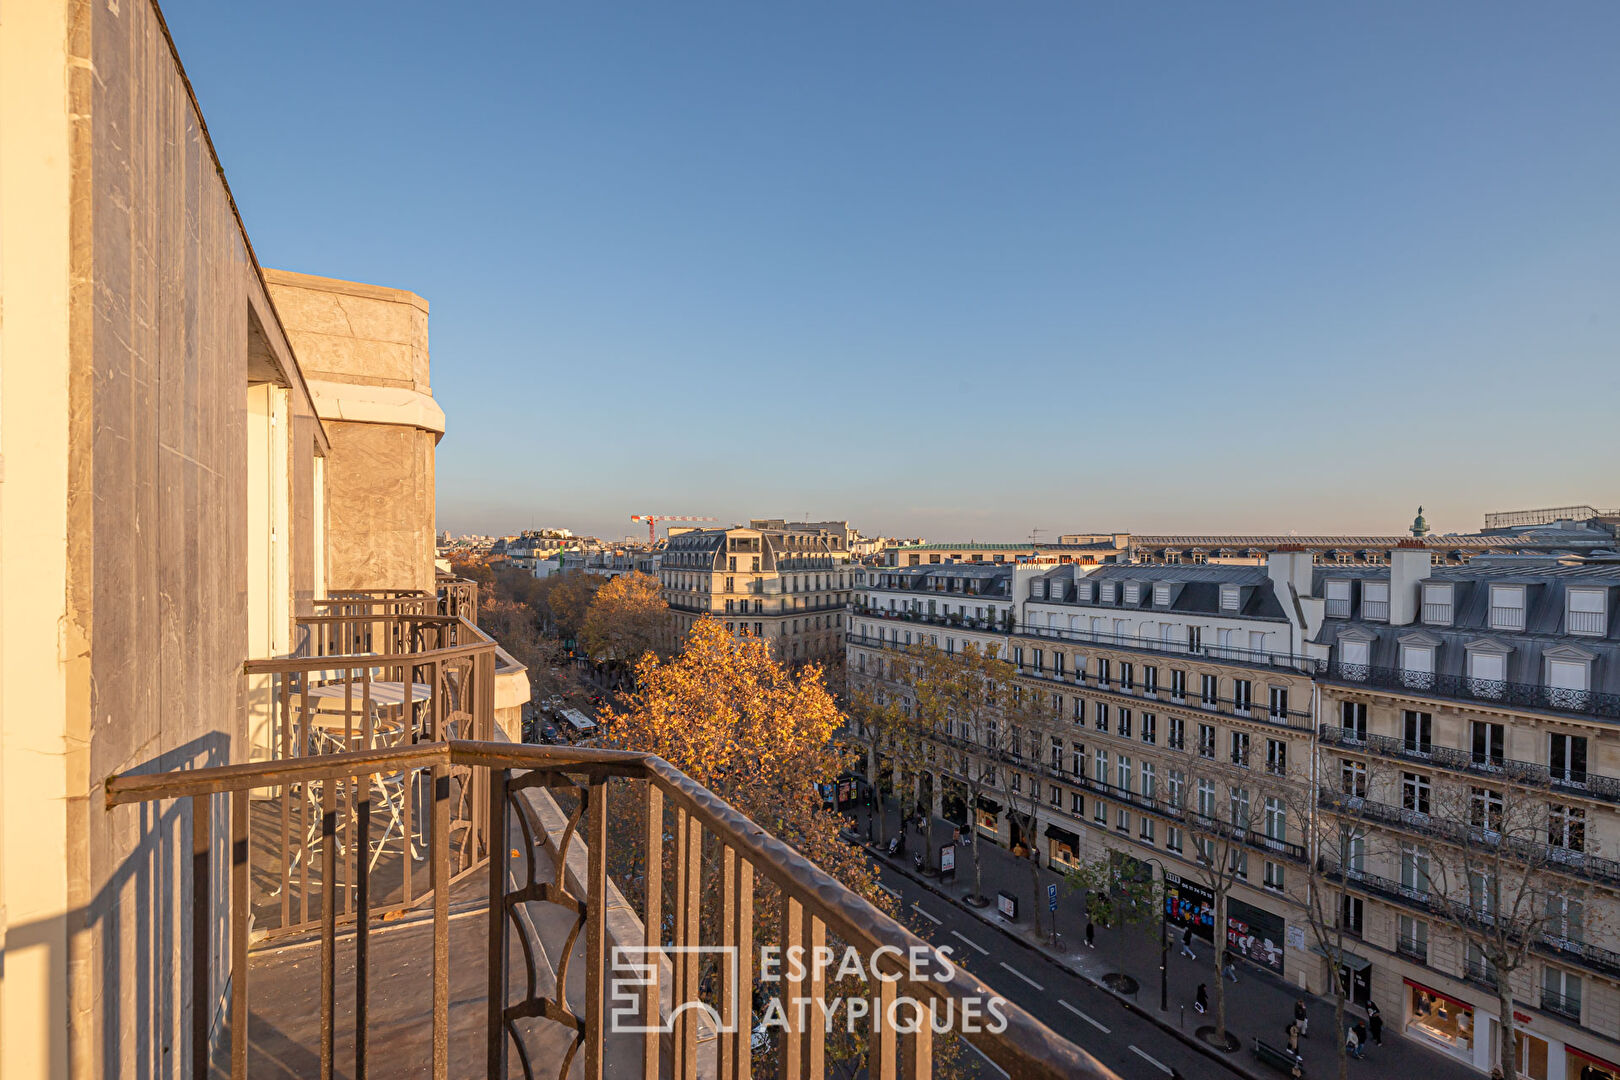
[1140,855,1170,1013]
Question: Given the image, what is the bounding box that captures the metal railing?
[1541,988,1582,1021]
[1318,725,1620,804]
[1008,623,1325,676]
[1463,957,1497,989]
[1568,610,1606,636]
[106,741,1114,1080]
[1489,607,1526,632]
[1325,661,1620,720]
[1362,601,1389,622]
[1422,603,1453,626]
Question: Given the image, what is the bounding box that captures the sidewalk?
[851,802,1481,1080]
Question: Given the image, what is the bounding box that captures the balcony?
[1422,603,1453,626]
[1325,660,1620,721]
[1009,623,1325,677]
[1318,725,1620,805]
[1541,988,1582,1022]
[107,734,1107,1078]
[1463,957,1497,990]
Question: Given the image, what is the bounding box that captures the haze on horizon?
[161,1,1620,543]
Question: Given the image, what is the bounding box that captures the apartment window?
[1264,862,1285,891]
[751,556,760,572]
[1230,787,1251,832]
[1049,736,1064,770]
[725,575,735,592]
[1551,733,1589,785]
[1011,772,1022,792]
[1187,626,1202,653]
[1170,669,1186,700]
[1469,787,1505,832]
[1265,738,1287,776]
[1054,653,1065,678]
[1549,804,1586,852]
[1547,656,1591,699]
[1466,648,1507,697]
[1233,679,1252,715]
[1400,643,1436,688]
[1200,673,1219,707]
[1166,769,1185,810]
[1117,755,1132,794]
[1120,662,1134,690]
[1094,702,1110,733]
[1422,583,1453,626]
[1229,730,1250,767]
[1143,666,1158,696]
[1340,896,1364,935]
[1166,826,1183,854]
[1568,588,1607,636]
[1071,792,1085,815]
[1402,710,1433,754]
[1339,701,1367,739]
[1340,638,1370,672]
[1197,723,1215,759]
[1547,894,1584,944]
[1489,585,1526,631]
[1362,581,1390,621]
[725,599,735,614]
[1094,749,1109,786]
[1117,708,1135,738]
[1469,721,1506,768]
[1401,772,1432,815]
[1094,798,1108,825]
[1342,827,1366,872]
[1141,713,1157,745]
[1196,778,1215,818]
[1341,759,1368,798]
[1139,816,1156,843]
[1230,849,1248,880]
[1543,968,1583,1022]
[1397,915,1428,962]
[1141,762,1156,801]
[1167,716,1186,751]
[1116,808,1131,832]
[1325,579,1352,618]
[1269,686,1289,720]
[1097,658,1111,686]
[1049,784,1062,807]
[1264,796,1285,841]
[1072,697,1085,724]
[728,558,737,573]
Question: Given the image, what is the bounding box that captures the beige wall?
[265,270,442,594]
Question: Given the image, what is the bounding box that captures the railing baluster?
[779,897,803,1080]
[805,915,825,1080]
[279,671,293,931]
[231,790,250,1080]
[678,809,702,1080]
[673,805,690,1080]
[356,770,371,1080]
[321,778,337,1080]
[720,847,737,1080]
[488,767,510,1080]
[734,858,754,1080]
[643,784,664,1080]
[585,778,609,1080]
[191,794,212,1080]
[870,976,897,1080]
[899,992,932,1080]
[432,763,451,1080]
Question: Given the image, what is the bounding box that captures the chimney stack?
[1389,540,1432,626]
[1267,545,1314,600]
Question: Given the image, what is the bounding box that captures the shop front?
[1225,896,1287,976]
[1045,824,1080,869]
[1163,871,1216,944]
[975,796,1001,840]
[942,779,968,827]
[1569,1045,1620,1080]
[1405,979,1477,1064]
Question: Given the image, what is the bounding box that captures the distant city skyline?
[161,2,1620,542]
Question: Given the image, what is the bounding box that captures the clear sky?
[164,1,1620,543]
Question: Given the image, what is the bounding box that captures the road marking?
[910,902,942,925]
[961,1037,1010,1078]
[998,961,1044,991]
[1130,1045,1173,1074]
[951,930,989,955]
[877,883,900,899]
[1058,999,1110,1034]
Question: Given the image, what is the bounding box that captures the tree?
[546,570,601,642]
[1420,775,1601,1080]
[580,572,670,688]
[994,682,1054,940]
[1064,850,1163,944]
[911,642,1008,906]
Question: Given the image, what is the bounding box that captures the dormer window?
[1464,640,1511,699]
[1362,581,1390,622]
[1397,632,1440,690]
[1154,583,1172,606]
[1124,583,1141,605]
[1326,579,1351,618]
[1220,585,1240,612]
[1544,646,1595,709]
[1489,585,1526,631]
[1567,588,1607,637]
[1033,580,1047,600]
[1422,583,1453,626]
[1077,580,1095,603]
[1100,582,1118,604]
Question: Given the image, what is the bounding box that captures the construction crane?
[630,514,717,545]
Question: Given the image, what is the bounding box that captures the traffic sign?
[1048,883,1058,911]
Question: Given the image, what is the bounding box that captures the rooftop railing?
[1325,660,1620,720]
[106,741,1114,1080]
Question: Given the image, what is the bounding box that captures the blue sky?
[165,2,1620,542]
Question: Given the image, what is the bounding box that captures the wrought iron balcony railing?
[1318,724,1620,804]
[1324,661,1620,721]
[1541,988,1582,1022]
[106,740,1114,1080]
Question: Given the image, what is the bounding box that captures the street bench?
[1252,1037,1304,1077]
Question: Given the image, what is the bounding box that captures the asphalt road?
[874,862,1245,1080]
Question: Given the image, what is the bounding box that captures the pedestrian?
[1222,958,1238,983]
[1346,1026,1362,1060]
[1085,919,1096,948]
[1367,1003,1383,1046]
[1295,998,1310,1038]
[1194,983,1208,1014]
[1353,1021,1369,1056]
[1180,924,1197,960]
[1285,1021,1300,1054]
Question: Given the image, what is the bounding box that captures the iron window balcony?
[1318,725,1620,805]
[1325,660,1620,721]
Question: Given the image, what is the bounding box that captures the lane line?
[910,902,942,925]
[1130,1045,1173,1075]
[877,883,900,899]
[1058,999,1110,1034]
[961,1037,1010,1079]
[951,930,989,955]
[998,961,1044,991]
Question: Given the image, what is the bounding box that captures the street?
[873,861,1243,1080]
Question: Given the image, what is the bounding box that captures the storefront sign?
[1163,871,1216,943]
[1287,926,1306,951]
[940,844,956,875]
[997,891,1018,920]
[1225,897,1286,975]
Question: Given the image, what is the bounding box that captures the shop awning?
[1568,1045,1620,1075]
[1312,945,1371,972]
[1044,824,1081,847]
[976,796,1002,814]
[1402,978,1473,1012]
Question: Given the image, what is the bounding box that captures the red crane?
[629,514,717,545]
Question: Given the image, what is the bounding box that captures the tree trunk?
[1213,893,1228,1042]
[1497,976,1519,1080]
[1333,973,1348,1080]
[1026,827,1043,939]
[972,822,985,901]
